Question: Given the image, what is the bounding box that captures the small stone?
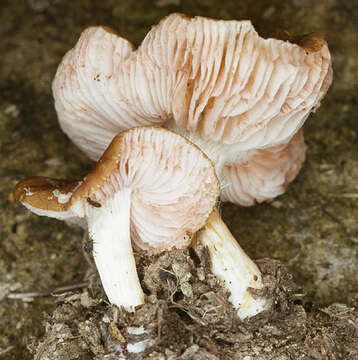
[172,262,185,278]
[4,104,19,117]
[197,268,205,281]
[180,282,193,298]
[271,201,283,208]
[148,294,157,304]
[180,344,199,359]
[102,314,111,323]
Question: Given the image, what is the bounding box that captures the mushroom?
[197,208,267,319]
[52,13,332,206]
[10,127,218,310]
[11,126,267,318]
[183,127,306,206]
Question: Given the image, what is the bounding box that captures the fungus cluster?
[11,14,332,320]
[11,127,266,317]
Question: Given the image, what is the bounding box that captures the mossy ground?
[0,0,357,358]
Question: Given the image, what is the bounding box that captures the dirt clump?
[28,247,358,359]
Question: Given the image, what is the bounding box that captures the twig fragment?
[7,282,88,301]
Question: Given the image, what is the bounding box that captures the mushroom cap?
[221,128,306,206]
[11,126,219,254]
[10,176,81,220]
[53,13,332,162]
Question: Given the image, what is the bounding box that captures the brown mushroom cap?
[11,126,219,254]
[10,177,81,218]
[269,29,327,53]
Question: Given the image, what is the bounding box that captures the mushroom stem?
[88,188,145,310]
[198,209,268,319]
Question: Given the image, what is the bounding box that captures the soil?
[0,0,357,359]
[28,250,358,359]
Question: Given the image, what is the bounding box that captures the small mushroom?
[11,127,219,310]
[52,13,332,205]
[11,126,267,318]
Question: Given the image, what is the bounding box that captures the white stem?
[88,188,144,310]
[198,209,268,319]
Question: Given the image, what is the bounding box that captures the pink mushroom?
[11,127,268,319]
[53,13,332,206]
[11,127,218,309]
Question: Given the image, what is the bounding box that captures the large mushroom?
[10,126,267,318]
[53,13,332,205]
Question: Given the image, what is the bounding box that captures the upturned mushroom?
[53,13,332,205]
[11,127,218,309]
[11,126,268,319]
